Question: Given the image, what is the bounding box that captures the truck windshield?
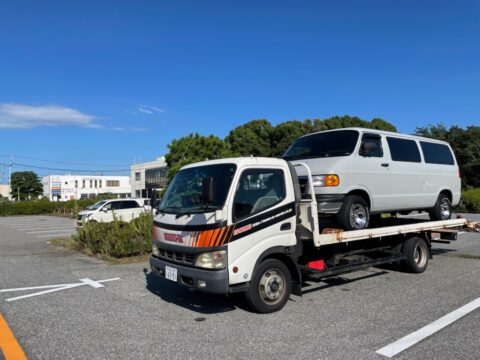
[159,164,237,215]
[283,130,359,160]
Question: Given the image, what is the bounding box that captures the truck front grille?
[157,248,195,266]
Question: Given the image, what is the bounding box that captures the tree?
[225,119,274,157]
[164,133,233,181]
[270,120,314,157]
[10,171,43,201]
[312,115,397,132]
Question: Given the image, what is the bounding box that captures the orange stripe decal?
[0,313,27,360]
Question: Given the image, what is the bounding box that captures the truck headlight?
[312,174,339,187]
[194,250,227,269]
[152,243,160,257]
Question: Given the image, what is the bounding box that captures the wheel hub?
[259,270,284,303]
[350,204,367,229]
[440,198,451,219]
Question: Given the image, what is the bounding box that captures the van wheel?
[401,236,429,273]
[337,195,370,230]
[429,194,451,221]
[245,259,291,314]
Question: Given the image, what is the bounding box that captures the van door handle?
[280,223,291,231]
[381,163,389,167]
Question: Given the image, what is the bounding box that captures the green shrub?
[72,213,153,258]
[0,198,100,217]
[458,188,480,213]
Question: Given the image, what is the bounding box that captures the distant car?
[284,127,461,230]
[76,199,148,228]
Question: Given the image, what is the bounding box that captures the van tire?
[429,194,452,221]
[401,236,429,273]
[245,259,291,314]
[337,195,370,230]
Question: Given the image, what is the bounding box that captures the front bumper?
[315,194,346,214]
[150,256,229,294]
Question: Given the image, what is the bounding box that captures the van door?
[384,137,425,209]
[97,201,114,222]
[353,132,392,212]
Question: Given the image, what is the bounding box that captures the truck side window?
[233,169,286,221]
[359,133,383,157]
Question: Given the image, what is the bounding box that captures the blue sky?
[0,0,478,180]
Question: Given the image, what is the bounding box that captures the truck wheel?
[401,236,429,273]
[337,195,370,230]
[429,194,451,221]
[245,259,291,314]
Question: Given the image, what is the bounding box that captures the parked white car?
[284,127,461,230]
[76,199,148,228]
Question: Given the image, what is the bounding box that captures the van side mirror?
[202,177,215,204]
[360,142,377,156]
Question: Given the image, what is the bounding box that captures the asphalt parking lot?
[0,214,479,360]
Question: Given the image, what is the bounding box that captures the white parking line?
[37,233,73,238]
[18,227,74,231]
[376,296,480,357]
[27,229,75,234]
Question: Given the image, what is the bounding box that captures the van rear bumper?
[315,194,346,214]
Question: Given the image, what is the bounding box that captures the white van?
[283,127,461,230]
[75,198,148,228]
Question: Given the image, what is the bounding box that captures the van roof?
[298,127,450,145]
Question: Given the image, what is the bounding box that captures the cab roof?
[181,157,287,170]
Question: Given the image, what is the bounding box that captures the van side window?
[233,169,286,221]
[386,137,421,163]
[360,133,383,157]
[420,142,455,165]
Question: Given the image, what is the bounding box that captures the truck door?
[228,167,297,284]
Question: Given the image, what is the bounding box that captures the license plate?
[165,266,178,282]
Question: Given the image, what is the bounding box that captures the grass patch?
[452,253,480,260]
[457,188,480,214]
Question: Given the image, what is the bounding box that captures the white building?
[42,175,131,201]
[131,157,168,198]
[0,184,11,200]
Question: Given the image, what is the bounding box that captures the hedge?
[72,213,153,258]
[0,198,99,217]
[458,188,480,213]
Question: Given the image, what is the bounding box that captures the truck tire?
[337,195,370,230]
[429,194,452,221]
[401,236,429,273]
[245,259,292,314]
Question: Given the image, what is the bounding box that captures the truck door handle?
[280,223,291,231]
[381,163,389,167]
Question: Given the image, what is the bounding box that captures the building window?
[99,180,102,188]
[145,167,168,190]
[135,190,141,198]
[75,180,78,188]
[94,180,98,188]
[135,172,141,181]
[65,182,68,185]
[106,180,120,187]
[82,180,85,188]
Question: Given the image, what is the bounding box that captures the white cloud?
[137,104,166,114]
[0,103,98,129]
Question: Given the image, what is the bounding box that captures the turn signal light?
[324,175,340,187]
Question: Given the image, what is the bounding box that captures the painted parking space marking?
[376,296,480,358]
[0,314,27,360]
[37,233,73,238]
[17,226,74,231]
[26,229,74,234]
[0,278,120,302]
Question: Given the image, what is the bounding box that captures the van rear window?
[420,142,455,165]
[386,137,421,163]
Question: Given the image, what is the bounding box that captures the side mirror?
[150,190,157,211]
[360,142,377,156]
[202,177,215,204]
[101,207,109,213]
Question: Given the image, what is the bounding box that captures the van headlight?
[312,174,339,187]
[194,250,227,269]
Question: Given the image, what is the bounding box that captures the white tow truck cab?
[150,157,472,313]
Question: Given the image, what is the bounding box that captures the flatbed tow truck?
[150,157,479,313]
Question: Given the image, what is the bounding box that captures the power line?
[6,162,130,173]
[9,154,131,168]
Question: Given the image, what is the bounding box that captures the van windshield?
[89,200,107,210]
[159,164,237,215]
[283,130,359,160]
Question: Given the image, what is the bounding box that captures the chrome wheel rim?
[259,269,285,305]
[350,204,367,229]
[440,198,451,219]
[413,243,427,268]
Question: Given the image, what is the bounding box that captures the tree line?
[165,115,397,180]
